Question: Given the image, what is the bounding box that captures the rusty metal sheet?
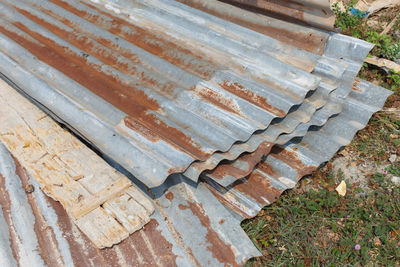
[0,0,325,188]
[0,0,394,265]
[185,33,374,185]
[0,143,260,266]
[203,79,392,218]
[0,78,390,266]
[175,0,333,55]
[219,0,336,30]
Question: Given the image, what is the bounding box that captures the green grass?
[333,1,400,92]
[332,1,400,62]
[243,172,400,266]
[350,113,400,161]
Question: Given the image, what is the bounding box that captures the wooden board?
[0,78,154,248]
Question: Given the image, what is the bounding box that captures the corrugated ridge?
[184,33,373,183]
[0,0,326,187]
[203,79,392,218]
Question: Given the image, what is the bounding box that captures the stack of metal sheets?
[0,0,392,265]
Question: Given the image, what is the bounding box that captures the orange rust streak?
[196,86,242,115]
[132,219,178,266]
[0,21,209,159]
[0,173,24,264]
[232,171,283,205]
[204,182,252,219]
[207,142,273,180]
[48,0,218,80]
[123,117,160,142]
[270,146,317,177]
[219,81,286,117]
[176,0,327,55]
[256,161,279,177]
[14,7,177,98]
[165,191,174,202]
[178,201,238,266]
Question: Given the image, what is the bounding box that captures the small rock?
[25,184,34,193]
[391,176,400,185]
[389,154,397,163]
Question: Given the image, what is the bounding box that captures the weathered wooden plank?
[0,78,154,248]
[69,177,132,219]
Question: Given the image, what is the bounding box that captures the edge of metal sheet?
[203,79,392,218]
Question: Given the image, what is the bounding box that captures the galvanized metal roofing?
[0,0,330,187]
[0,0,393,266]
[0,78,390,266]
[203,79,392,218]
[217,0,336,30]
[0,143,260,266]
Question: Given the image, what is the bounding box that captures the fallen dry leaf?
[336,181,347,196]
[374,237,382,246]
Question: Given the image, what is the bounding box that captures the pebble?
[391,176,400,185]
[25,184,34,193]
[389,154,397,163]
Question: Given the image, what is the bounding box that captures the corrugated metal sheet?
[0,0,393,266]
[218,0,336,30]
[0,78,391,266]
[203,79,392,218]
[176,0,333,55]
[0,143,260,266]
[0,0,326,187]
[185,33,374,185]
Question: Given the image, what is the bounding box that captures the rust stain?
[48,198,119,266]
[165,191,174,202]
[270,146,317,178]
[49,189,177,266]
[123,117,160,143]
[352,79,362,92]
[0,154,68,267]
[139,219,178,266]
[219,81,286,117]
[195,86,243,116]
[207,142,273,180]
[176,0,327,55]
[203,182,252,219]
[232,171,282,205]
[47,0,219,80]
[28,6,178,97]
[223,0,306,22]
[0,174,23,264]
[0,18,209,160]
[256,161,279,177]
[178,201,238,266]
[12,156,66,267]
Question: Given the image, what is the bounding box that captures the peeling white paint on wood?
[0,79,154,248]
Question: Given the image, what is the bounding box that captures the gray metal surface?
[0,143,260,266]
[176,0,333,55]
[0,0,393,266]
[203,79,392,218]
[0,78,391,266]
[188,33,374,185]
[217,0,336,30]
[0,0,326,187]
